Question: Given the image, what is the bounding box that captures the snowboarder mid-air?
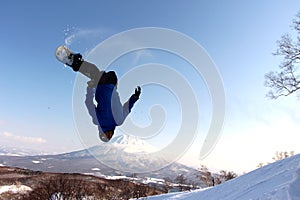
[55,46,141,142]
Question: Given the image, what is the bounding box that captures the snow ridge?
[288,165,300,199]
[147,154,300,200]
[110,135,146,146]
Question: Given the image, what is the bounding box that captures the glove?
[134,86,141,99]
[87,80,97,88]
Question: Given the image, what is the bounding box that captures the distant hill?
[0,135,205,187]
[0,145,47,156]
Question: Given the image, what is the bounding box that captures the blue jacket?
[85,84,138,133]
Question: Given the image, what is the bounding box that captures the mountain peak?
[109,135,157,153]
[109,135,145,145]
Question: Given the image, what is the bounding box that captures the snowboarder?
[55,46,141,142]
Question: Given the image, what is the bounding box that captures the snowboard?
[55,46,74,66]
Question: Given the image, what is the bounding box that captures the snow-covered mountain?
[146,154,300,199]
[110,134,151,146]
[109,135,157,153]
[0,135,203,186]
[0,145,47,156]
[52,135,170,173]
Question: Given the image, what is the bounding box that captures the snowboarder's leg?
[79,61,103,82]
[55,46,103,84]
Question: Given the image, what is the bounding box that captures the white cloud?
[0,120,6,126]
[131,50,153,65]
[1,132,46,144]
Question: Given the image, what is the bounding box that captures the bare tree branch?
[265,11,300,99]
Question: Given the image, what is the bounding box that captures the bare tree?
[219,170,237,182]
[197,165,238,187]
[26,175,90,200]
[272,151,295,161]
[257,151,295,168]
[175,174,188,191]
[265,12,300,99]
[163,177,172,192]
[198,165,214,187]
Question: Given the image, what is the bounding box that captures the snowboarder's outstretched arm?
[112,86,141,125]
[85,86,99,126]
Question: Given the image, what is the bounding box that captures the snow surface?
[145,154,300,200]
[0,185,32,194]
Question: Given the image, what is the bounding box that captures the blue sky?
[1,0,300,172]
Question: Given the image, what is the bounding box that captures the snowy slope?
[146,154,300,200]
